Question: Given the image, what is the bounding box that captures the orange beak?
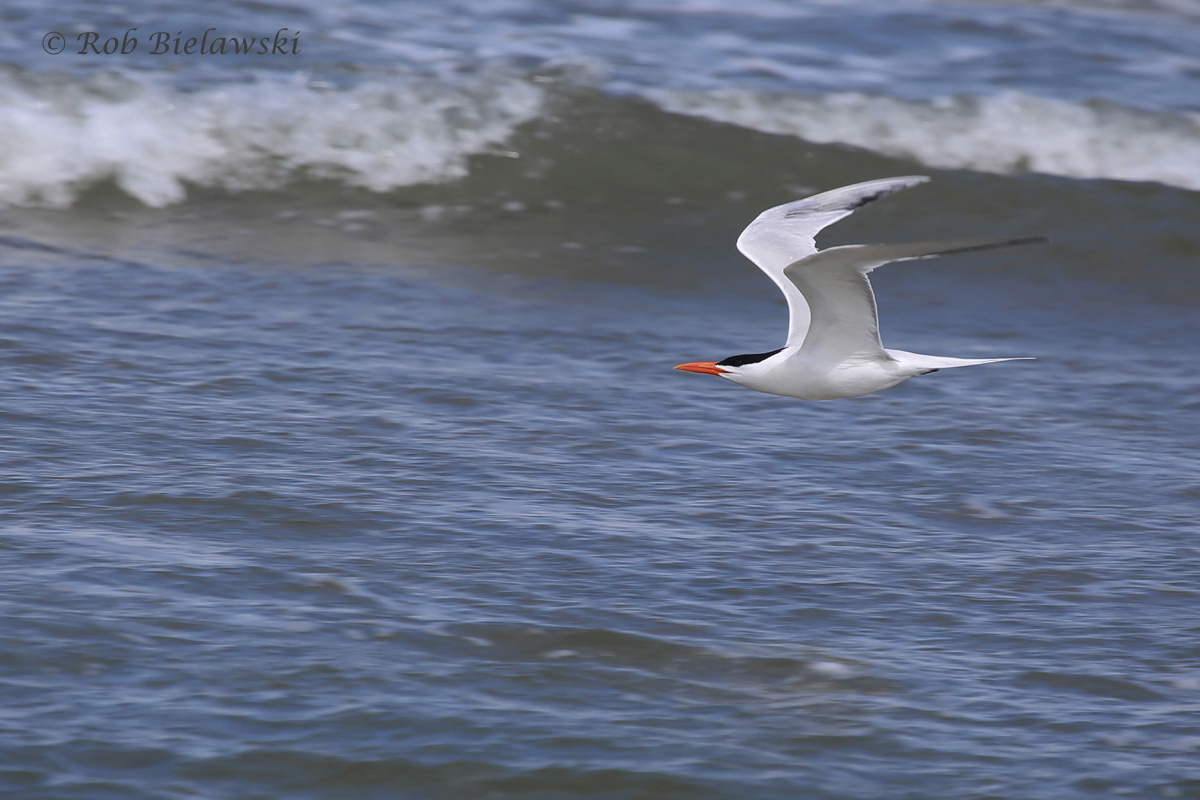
[674,361,729,376]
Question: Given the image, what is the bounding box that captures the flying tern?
[675,176,1042,400]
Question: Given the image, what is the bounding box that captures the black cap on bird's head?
[675,347,784,376]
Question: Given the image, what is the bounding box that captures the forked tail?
[888,350,1034,374]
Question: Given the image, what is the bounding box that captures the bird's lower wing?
[783,237,1045,365]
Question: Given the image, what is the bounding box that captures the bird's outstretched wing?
[736,175,930,346]
[782,237,1045,366]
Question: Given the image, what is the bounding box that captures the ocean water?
[3,1,1200,799]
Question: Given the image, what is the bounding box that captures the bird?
[674,175,1043,400]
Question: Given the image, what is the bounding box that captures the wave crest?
[0,71,544,208]
[647,88,1200,191]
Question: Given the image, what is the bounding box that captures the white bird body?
[676,176,1041,400]
[717,346,917,401]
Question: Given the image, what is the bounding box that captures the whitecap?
[0,70,544,208]
[646,87,1200,191]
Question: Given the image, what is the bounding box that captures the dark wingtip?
[968,235,1051,254]
[843,177,930,211]
[935,235,1050,257]
[783,176,931,219]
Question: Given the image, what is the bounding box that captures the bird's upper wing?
[782,237,1044,366]
[736,175,930,346]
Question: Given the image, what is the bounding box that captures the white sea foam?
[0,71,544,208]
[647,87,1200,191]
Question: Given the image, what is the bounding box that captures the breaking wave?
[0,70,545,208]
[646,88,1200,191]
[3,66,1199,211]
